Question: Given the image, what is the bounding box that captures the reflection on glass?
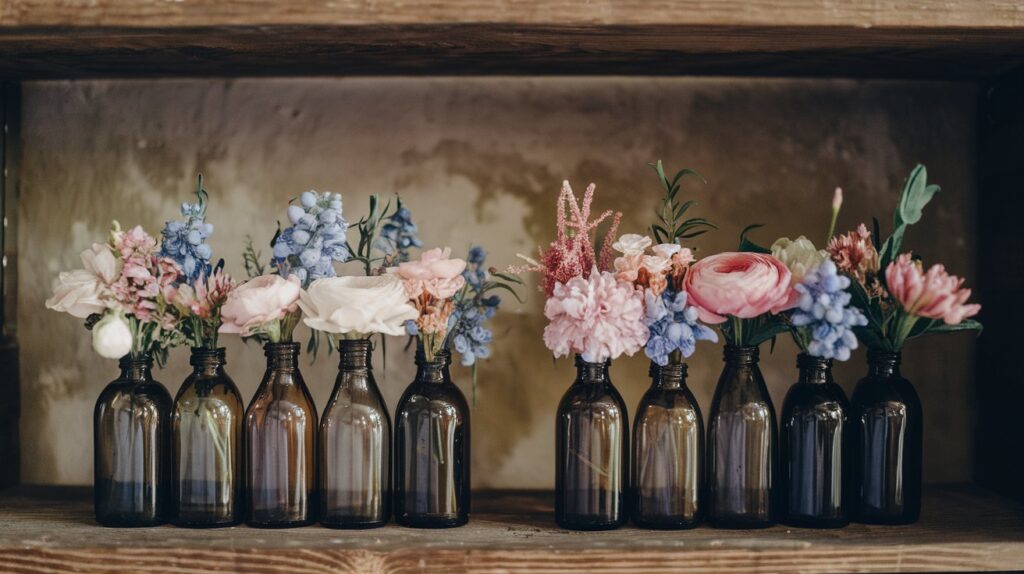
[555,356,628,531]
[94,354,172,527]
[707,345,777,529]
[172,347,243,527]
[780,354,851,528]
[245,342,317,527]
[852,350,922,525]
[320,339,390,528]
[632,362,703,529]
[394,348,470,528]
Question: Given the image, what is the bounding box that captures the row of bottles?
[93,340,469,528]
[556,346,921,529]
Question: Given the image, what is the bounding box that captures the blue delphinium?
[374,198,422,263]
[161,176,214,281]
[790,259,868,361]
[644,288,718,367]
[272,190,349,286]
[447,246,502,367]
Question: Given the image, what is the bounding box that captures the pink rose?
[885,253,980,325]
[393,247,467,299]
[683,252,795,324]
[219,274,302,336]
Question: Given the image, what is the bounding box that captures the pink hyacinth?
[885,253,980,325]
[542,268,647,362]
[683,252,795,324]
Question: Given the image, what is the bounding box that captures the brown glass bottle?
[631,362,703,529]
[851,350,922,525]
[94,354,172,527]
[780,354,851,528]
[555,356,629,531]
[707,345,777,529]
[244,342,317,527]
[319,339,391,528]
[172,347,244,528]
[394,348,470,528]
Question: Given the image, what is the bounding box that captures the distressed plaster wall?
[19,77,977,487]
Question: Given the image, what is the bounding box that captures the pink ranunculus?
[885,253,980,325]
[219,274,302,336]
[683,252,795,324]
[543,267,647,363]
[393,247,467,300]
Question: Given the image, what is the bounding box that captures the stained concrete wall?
[19,77,977,487]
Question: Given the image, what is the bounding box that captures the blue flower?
[271,190,349,286]
[161,183,214,282]
[374,200,422,263]
[643,288,718,366]
[446,246,502,367]
[790,260,868,361]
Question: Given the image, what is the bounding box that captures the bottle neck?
[338,339,372,372]
[723,345,759,366]
[265,342,300,373]
[415,348,452,384]
[649,361,686,389]
[189,347,227,376]
[868,350,902,377]
[118,354,153,381]
[575,355,610,384]
[797,353,832,385]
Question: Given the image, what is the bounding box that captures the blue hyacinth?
[272,190,349,286]
[161,177,214,281]
[446,246,501,367]
[644,288,718,366]
[374,199,422,263]
[790,259,868,361]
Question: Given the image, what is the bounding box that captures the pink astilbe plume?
[514,180,621,296]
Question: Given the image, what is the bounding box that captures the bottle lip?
[415,347,451,366]
[118,353,153,368]
[649,361,687,378]
[337,338,373,351]
[574,354,610,367]
[796,353,832,369]
[866,349,902,363]
[264,341,301,356]
[723,344,759,362]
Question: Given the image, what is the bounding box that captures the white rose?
[92,313,133,359]
[299,275,419,337]
[45,243,121,318]
[771,236,826,284]
[611,234,652,257]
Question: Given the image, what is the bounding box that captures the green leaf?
[747,321,791,347]
[881,164,940,264]
[909,318,983,339]
[671,168,707,187]
[483,282,525,304]
[490,272,524,285]
[738,224,771,253]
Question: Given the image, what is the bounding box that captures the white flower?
[299,275,418,337]
[45,243,121,318]
[771,236,827,284]
[92,313,133,359]
[612,234,653,257]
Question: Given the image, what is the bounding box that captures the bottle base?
[632,516,701,530]
[245,518,315,529]
[321,518,388,529]
[854,513,919,525]
[173,518,243,529]
[396,515,468,529]
[708,516,774,529]
[96,516,166,528]
[782,515,849,529]
[556,516,626,531]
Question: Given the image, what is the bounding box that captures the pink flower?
[885,253,980,325]
[611,235,692,297]
[827,223,881,290]
[393,247,467,300]
[543,268,647,362]
[683,252,795,324]
[174,267,235,320]
[219,274,302,336]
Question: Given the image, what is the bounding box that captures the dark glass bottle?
[320,339,391,528]
[707,345,777,529]
[244,342,317,527]
[394,348,470,528]
[632,362,703,529]
[555,356,628,531]
[851,350,922,525]
[94,353,172,527]
[172,347,243,528]
[780,354,851,528]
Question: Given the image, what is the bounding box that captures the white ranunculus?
[92,313,133,359]
[45,243,121,318]
[612,233,653,257]
[299,275,419,337]
[771,236,826,284]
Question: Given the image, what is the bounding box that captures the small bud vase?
[631,361,703,529]
[394,347,470,528]
[780,354,851,528]
[172,347,243,528]
[94,353,172,527]
[555,355,629,531]
[319,339,391,528]
[244,342,317,527]
[851,350,922,524]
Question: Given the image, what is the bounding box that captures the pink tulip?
[885,253,980,325]
[683,252,795,324]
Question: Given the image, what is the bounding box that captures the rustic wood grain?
[0,486,1022,572]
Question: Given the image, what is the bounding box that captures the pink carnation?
[543,268,647,362]
[394,247,467,300]
[683,252,795,324]
[885,253,980,325]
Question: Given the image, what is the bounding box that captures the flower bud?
[92,313,133,359]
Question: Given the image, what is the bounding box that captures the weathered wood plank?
[0,487,1022,572]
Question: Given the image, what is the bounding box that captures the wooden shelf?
[0,486,1022,573]
[2,1,1024,79]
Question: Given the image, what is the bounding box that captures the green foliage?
[738,224,772,254]
[347,193,394,276]
[242,236,266,279]
[879,165,940,273]
[649,160,716,245]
